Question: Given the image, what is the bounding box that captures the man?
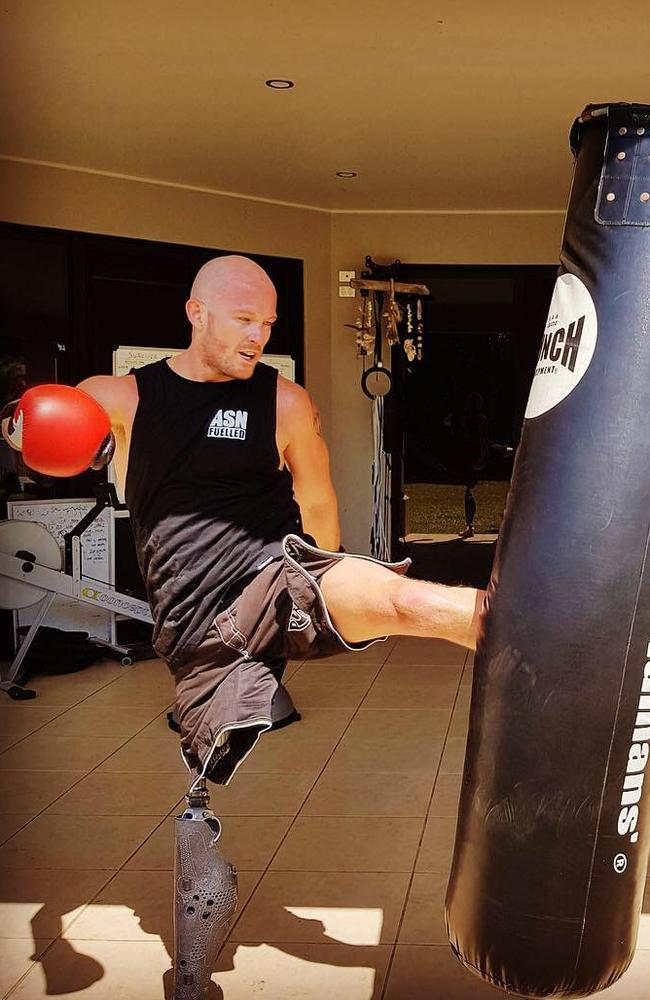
[68,256,482,782]
[5,255,483,997]
[447,390,491,538]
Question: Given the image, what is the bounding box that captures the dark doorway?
[386,264,557,586]
[404,330,514,487]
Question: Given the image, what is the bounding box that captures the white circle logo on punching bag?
[525,272,598,419]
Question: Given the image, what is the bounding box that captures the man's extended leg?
[319,557,483,649]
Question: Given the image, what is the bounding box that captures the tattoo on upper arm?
[311,400,323,437]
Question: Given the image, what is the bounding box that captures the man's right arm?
[77,376,136,491]
[76,375,127,430]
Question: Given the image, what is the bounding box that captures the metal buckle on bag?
[596,106,650,226]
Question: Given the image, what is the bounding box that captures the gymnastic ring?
[361,362,393,399]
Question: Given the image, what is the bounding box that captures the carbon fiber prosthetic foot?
[173,778,238,999]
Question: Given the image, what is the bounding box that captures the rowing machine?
[0,484,153,699]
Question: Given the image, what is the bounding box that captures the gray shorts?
[172,533,410,786]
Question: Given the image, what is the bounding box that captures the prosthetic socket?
[173,778,238,999]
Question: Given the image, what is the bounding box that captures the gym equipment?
[0,484,153,698]
[446,102,650,997]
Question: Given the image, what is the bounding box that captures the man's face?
[199,280,278,380]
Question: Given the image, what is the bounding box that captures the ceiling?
[1,1,648,212]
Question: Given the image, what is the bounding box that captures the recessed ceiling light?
[336,171,358,178]
[265,79,294,89]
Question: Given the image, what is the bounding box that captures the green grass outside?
[404,480,510,535]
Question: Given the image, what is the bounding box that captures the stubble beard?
[203,344,256,381]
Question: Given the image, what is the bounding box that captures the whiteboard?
[264,354,295,382]
[7,499,113,641]
[113,345,182,377]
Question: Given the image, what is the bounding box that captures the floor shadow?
[24,873,224,999]
[216,907,386,991]
[30,936,106,996]
[10,859,386,998]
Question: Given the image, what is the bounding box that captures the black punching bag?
[446,102,650,998]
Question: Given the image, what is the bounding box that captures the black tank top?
[125,359,302,664]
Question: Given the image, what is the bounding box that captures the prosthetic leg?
[173,777,238,999]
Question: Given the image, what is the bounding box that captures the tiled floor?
[1,641,649,999]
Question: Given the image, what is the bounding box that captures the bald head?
[184,256,278,381]
[190,255,275,305]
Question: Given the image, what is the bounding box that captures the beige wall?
[0,160,567,551]
[330,212,565,550]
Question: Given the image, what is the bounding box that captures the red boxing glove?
[2,385,113,477]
